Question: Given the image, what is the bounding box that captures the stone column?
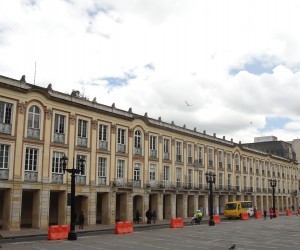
[205,194,209,216]
[158,193,164,221]
[214,194,219,215]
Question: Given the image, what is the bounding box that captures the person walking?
[269,207,274,219]
[79,211,84,229]
[135,209,141,224]
[152,210,157,224]
[146,209,152,224]
[263,209,267,220]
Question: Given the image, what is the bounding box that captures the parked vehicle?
[224,201,254,219]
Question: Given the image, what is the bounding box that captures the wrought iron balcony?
[145,180,160,188]
[256,187,261,192]
[27,128,40,139]
[98,177,106,185]
[160,180,172,188]
[51,173,63,184]
[208,160,213,167]
[176,155,182,162]
[99,140,108,150]
[77,137,87,147]
[235,165,240,172]
[150,149,157,158]
[163,152,170,160]
[132,180,141,188]
[75,175,86,185]
[117,144,126,153]
[188,157,193,164]
[0,123,12,135]
[53,133,65,144]
[24,171,38,182]
[218,162,223,169]
[0,169,9,180]
[227,164,232,171]
[134,147,142,156]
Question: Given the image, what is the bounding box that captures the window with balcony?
[198,146,203,165]
[162,165,170,187]
[133,163,141,187]
[77,119,88,147]
[255,160,259,175]
[235,154,240,172]
[249,159,253,174]
[150,135,157,158]
[208,148,214,167]
[242,157,247,173]
[176,141,182,162]
[163,138,170,160]
[228,174,232,190]
[199,170,203,189]
[76,154,87,184]
[243,176,247,191]
[187,144,193,164]
[149,163,157,186]
[235,175,240,191]
[256,177,260,192]
[51,151,64,183]
[176,168,182,188]
[117,128,126,153]
[227,153,232,171]
[218,150,223,169]
[0,101,13,135]
[218,173,223,190]
[0,144,9,180]
[25,148,38,182]
[99,124,108,150]
[54,114,65,144]
[27,105,40,139]
[98,157,107,185]
[187,169,193,188]
[134,130,142,156]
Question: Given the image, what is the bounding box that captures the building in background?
[0,75,299,231]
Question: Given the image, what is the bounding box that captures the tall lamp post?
[206,172,216,226]
[269,179,277,218]
[61,155,85,240]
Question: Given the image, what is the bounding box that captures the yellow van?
[224,201,254,219]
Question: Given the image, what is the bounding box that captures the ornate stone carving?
[18,102,26,114]
[46,108,52,120]
[69,114,75,125]
[92,120,98,130]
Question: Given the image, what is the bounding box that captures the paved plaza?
[1,216,299,249]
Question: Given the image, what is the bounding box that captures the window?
[163,166,170,181]
[176,141,182,162]
[188,169,193,187]
[250,176,253,191]
[28,105,40,129]
[76,155,86,175]
[208,148,213,167]
[235,154,240,171]
[256,177,260,191]
[134,130,142,155]
[243,157,247,172]
[149,164,156,181]
[117,159,125,179]
[228,174,232,189]
[199,170,203,188]
[198,146,203,164]
[0,101,13,134]
[218,151,223,168]
[134,163,141,181]
[0,144,9,169]
[78,119,87,138]
[54,114,65,134]
[52,152,64,173]
[218,173,223,189]
[117,128,126,153]
[176,168,182,187]
[150,135,157,158]
[243,176,247,190]
[163,138,170,160]
[227,153,232,170]
[187,144,193,164]
[99,124,108,150]
[98,157,107,177]
[235,175,240,191]
[25,148,38,171]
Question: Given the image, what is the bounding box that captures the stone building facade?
[0,75,299,231]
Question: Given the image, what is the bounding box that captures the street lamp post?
[206,172,216,226]
[269,179,277,218]
[61,155,85,240]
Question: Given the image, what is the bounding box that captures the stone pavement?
[0,216,208,239]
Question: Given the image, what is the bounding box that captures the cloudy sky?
[1,0,300,143]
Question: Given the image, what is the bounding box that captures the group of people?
[135,209,157,224]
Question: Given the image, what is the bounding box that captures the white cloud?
[1,0,300,143]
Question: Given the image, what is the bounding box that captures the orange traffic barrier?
[115,221,134,234]
[213,215,220,224]
[255,211,262,218]
[275,210,279,217]
[240,212,249,220]
[170,218,184,228]
[48,225,70,240]
[286,210,292,216]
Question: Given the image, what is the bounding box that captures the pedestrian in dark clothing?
[269,207,273,219]
[79,211,84,229]
[263,210,267,220]
[135,210,141,224]
[152,210,157,224]
[146,209,152,224]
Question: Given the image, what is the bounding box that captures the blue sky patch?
[229,56,279,76]
[259,117,291,132]
[101,71,136,87]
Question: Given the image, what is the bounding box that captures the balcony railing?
[150,149,157,158]
[145,180,160,188]
[27,128,40,139]
[75,175,86,185]
[256,187,261,192]
[163,152,170,160]
[188,157,193,164]
[51,173,63,184]
[53,133,65,144]
[176,182,183,188]
[24,171,38,182]
[243,167,247,173]
[176,155,182,162]
[98,177,106,185]
[134,147,142,156]
[0,123,12,135]
[218,162,223,169]
[160,180,172,188]
[208,160,213,167]
[99,140,108,150]
[77,137,87,147]
[235,186,240,192]
[117,144,126,153]
[0,169,9,180]
[235,165,240,172]
[227,164,232,171]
